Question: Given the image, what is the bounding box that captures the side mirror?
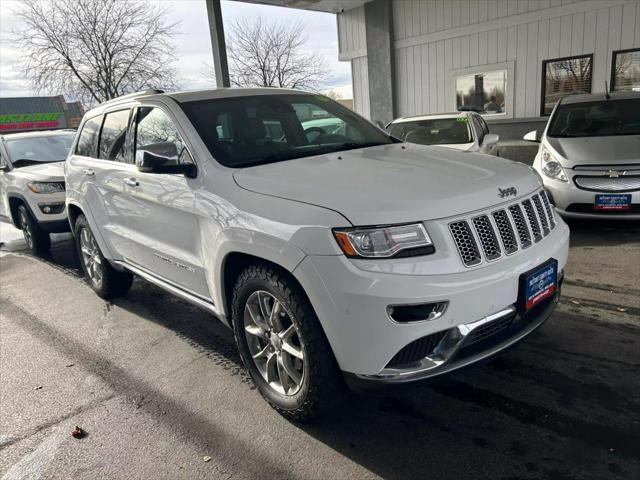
[523,130,539,142]
[137,144,196,178]
[482,133,499,146]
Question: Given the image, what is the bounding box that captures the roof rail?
[101,89,164,106]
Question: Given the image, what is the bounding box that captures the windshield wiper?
[236,142,389,168]
[11,158,64,167]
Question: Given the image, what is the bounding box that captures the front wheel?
[17,205,50,254]
[74,214,133,299]
[231,264,343,421]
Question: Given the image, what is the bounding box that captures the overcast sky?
[0,0,353,100]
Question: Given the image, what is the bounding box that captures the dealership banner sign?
[0,112,64,132]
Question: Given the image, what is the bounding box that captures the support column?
[205,0,230,88]
[364,0,396,125]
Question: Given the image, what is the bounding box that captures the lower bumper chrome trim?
[354,290,560,385]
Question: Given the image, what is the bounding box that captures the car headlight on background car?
[333,223,434,258]
[540,148,567,182]
[27,181,65,194]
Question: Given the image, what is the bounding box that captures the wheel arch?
[7,194,33,228]
[221,252,295,322]
[66,202,84,231]
[64,200,116,261]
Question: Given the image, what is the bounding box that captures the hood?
[233,143,540,225]
[10,161,65,182]
[547,135,640,168]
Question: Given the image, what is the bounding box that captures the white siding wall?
[338,6,367,60]
[352,56,371,118]
[393,0,640,118]
[338,0,640,120]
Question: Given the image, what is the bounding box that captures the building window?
[611,49,640,92]
[455,70,507,115]
[541,55,593,115]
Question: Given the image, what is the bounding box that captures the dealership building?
[0,96,84,133]
[222,0,640,138]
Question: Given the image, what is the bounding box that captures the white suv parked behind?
[66,88,569,420]
[0,130,75,253]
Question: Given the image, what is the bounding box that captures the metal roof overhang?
[230,0,370,13]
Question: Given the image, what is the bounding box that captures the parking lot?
[1,218,639,479]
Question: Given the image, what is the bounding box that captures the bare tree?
[213,17,329,91]
[15,0,180,106]
[324,89,343,100]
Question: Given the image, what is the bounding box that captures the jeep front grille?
[450,190,556,267]
[449,220,482,267]
[532,194,550,235]
[539,190,556,229]
[508,204,532,249]
[492,210,518,255]
[472,215,502,261]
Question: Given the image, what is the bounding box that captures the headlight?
[27,181,66,194]
[333,223,434,258]
[540,148,567,182]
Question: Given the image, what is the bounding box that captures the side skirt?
[113,259,229,326]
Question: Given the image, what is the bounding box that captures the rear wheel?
[74,214,133,299]
[17,205,50,254]
[232,263,343,421]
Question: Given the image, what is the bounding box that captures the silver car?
[387,112,500,156]
[524,92,639,220]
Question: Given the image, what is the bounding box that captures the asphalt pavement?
[1,218,639,479]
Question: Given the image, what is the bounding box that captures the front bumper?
[344,280,561,391]
[293,220,570,378]
[542,175,640,220]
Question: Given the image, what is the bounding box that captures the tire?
[231,263,343,421]
[17,205,50,254]
[74,214,133,299]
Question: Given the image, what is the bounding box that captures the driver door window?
[135,107,188,165]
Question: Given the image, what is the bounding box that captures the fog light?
[38,202,65,214]
[387,301,448,323]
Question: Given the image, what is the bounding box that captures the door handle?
[124,177,139,187]
[82,169,95,176]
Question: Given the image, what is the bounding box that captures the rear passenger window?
[76,117,101,157]
[98,109,131,162]
[135,107,187,164]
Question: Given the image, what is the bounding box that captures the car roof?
[83,87,313,118]
[390,112,468,124]
[0,129,76,140]
[559,91,640,104]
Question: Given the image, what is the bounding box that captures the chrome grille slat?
[472,215,502,261]
[450,189,556,267]
[449,221,482,266]
[532,194,550,236]
[492,210,518,254]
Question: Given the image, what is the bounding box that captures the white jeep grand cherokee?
[65,88,569,420]
[0,130,75,253]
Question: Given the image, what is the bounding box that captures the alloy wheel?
[19,210,33,250]
[243,290,305,395]
[79,227,103,287]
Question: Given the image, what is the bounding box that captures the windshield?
[388,117,473,145]
[547,99,640,138]
[180,94,395,168]
[5,133,75,166]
